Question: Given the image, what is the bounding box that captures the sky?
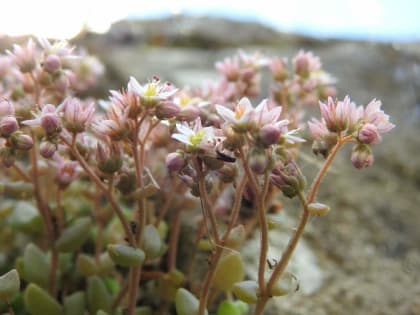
[0,0,419,41]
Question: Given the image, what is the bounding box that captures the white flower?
[215,97,255,132]
[128,76,177,106]
[172,118,215,150]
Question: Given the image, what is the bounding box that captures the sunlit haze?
[1,0,419,41]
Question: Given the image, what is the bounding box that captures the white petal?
[215,104,236,123]
[172,133,191,145]
[175,123,194,137]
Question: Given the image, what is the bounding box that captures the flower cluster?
[308,96,394,168]
[0,38,394,315]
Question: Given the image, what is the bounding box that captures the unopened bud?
[43,54,61,73]
[249,148,268,174]
[40,113,60,135]
[0,147,15,167]
[38,71,53,87]
[166,152,186,173]
[358,123,381,145]
[156,101,180,120]
[0,99,15,116]
[96,143,122,174]
[0,116,19,137]
[351,144,374,169]
[11,132,33,150]
[176,105,200,122]
[202,156,224,170]
[294,55,309,78]
[116,170,136,195]
[39,141,56,158]
[217,164,237,183]
[222,126,245,151]
[259,124,281,146]
[271,161,306,198]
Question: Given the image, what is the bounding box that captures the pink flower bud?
[259,124,281,146]
[0,99,15,116]
[358,123,381,144]
[294,55,309,77]
[166,152,186,173]
[217,164,237,183]
[176,105,200,122]
[269,58,288,81]
[351,144,374,169]
[155,101,181,120]
[10,132,33,150]
[0,116,19,137]
[40,141,56,158]
[0,147,15,167]
[40,113,61,134]
[55,159,79,188]
[249,148,268,174]
[271,161,306,198]
[43,54,61,73]
[96,143,122,174]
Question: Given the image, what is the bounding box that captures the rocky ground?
[74,16,420,315]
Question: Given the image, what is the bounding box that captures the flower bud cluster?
[308,96,395,168]
[0,99,33,167]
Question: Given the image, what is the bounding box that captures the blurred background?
[1,1,420,314]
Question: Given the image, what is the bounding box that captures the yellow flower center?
[235,104,246,119]
[144,83,157,97]
[179,95,190,107]
[189,130,204,146]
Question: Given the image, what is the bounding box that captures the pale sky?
[0,0,419,41]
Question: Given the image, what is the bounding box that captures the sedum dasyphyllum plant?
[0,39,394,315]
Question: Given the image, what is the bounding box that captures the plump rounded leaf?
[8,201,42,234]
[76,254,96,276]
[0,269,20,301]
[141,225,162,259]
[157,269,185,302]
[225,225,246,248]
[213,252,245,291]
[135,306,153,315]
[157,221,169,240]
[24,283,62,315]
[175,288,208,315]
[98,252,115,276]
[23,243,49,288]
[271,272,299,297]
[232,301,249,315]
[86,276,112,315]
[64,291,85,315]
[216,300,240,315]
[232,280,258,304]
[307,202,330,216]
[107,244,145,267]
[56,217,91,252]
[96,311,109,315]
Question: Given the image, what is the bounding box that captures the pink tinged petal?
[21,118,40,127]
[128,76,143,94]
[215,104,236,124]
[284,129,306,143]
[172,133,192,145]
[175,123,195,137]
